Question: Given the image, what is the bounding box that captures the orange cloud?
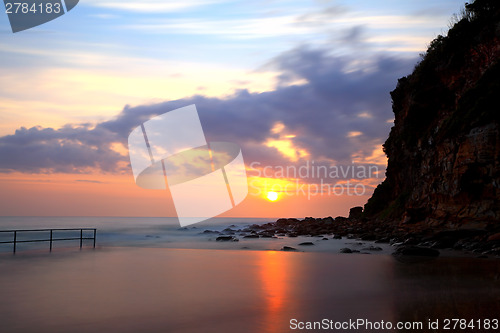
[265,122,309,162]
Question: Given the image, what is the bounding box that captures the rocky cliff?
[364,0,500,235]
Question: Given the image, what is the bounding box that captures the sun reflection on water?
[258,250,292,333]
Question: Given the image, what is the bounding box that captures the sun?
[266,191,279,202]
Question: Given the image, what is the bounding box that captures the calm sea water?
[0,248,499,333]
[1,217,499,333]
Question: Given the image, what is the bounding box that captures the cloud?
[123,16,314,39]
[83,0,223,13]
[0,46,417,174]
[0,124,123,173]
[295,5,349,27]
[340,25,367,46]
[75,179,105,184]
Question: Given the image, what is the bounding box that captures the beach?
[1,245,499,333]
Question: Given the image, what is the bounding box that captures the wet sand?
[0,248,499,333]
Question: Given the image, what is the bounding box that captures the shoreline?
[197,216,500,259]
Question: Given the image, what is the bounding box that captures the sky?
[0,0,464,219]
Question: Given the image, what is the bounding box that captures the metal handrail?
[0,228,96,253]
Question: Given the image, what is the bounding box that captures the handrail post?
[80,229,83,248]
[13,231,17,253]
[50,230,53,251]
[93,229,96,248]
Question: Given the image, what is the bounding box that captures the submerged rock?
[298,242,315,246]
[362,246,383,251]
[203,230,220,234]
[281,246,298,251]
[339,248,352,253]
[222,228,236,235]
[243,234,259,239]
[216,235,238,242]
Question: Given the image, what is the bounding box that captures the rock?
[282,246,298,251]
[487,233,500,242]
[339,248,352,253]
[276,218,299,227]
[429,229,488,249]
[360,233,377,241]
[333,234,342,239]
[374,237,391,243]
[349,206,363,219]
[298,242,315,246]
[202,230,220,234]
[248,224,265,230]
[486,247,500,255]
[216,236,238,242]
[222,228,236,234]
[362,246,383,251]
[322,216,334,224]
[322,237,329,240]
[392,246,440,257]
[243,234,259,239]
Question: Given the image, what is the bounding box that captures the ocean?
[0,217,499,333]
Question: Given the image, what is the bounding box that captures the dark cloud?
[0,124,123,173]
[340,25,367,46]
[0,47,417,174]
[295,5,349,26]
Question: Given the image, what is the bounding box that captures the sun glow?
[266,191,279,202]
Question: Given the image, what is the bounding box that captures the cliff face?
[364,0,500,233]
